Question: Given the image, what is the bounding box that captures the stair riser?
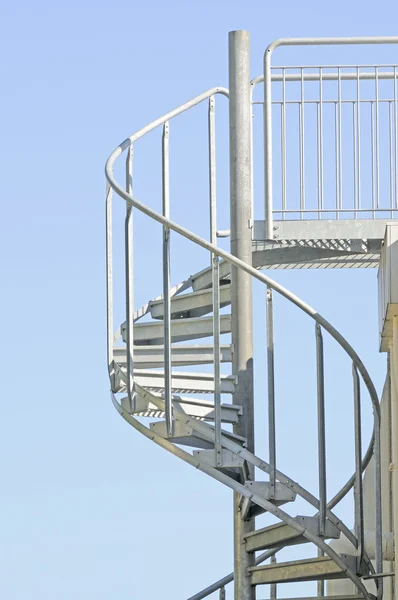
[122,315,231,345]
[250,567,346,585]
[246,532,308,553]
[150,286,231,319]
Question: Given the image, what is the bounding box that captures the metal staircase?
[105,34,398,600]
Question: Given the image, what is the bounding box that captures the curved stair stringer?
[112,388,373,600]
[131,382,367,554]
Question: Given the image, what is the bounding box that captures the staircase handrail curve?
[111,388,373,600]
[186,426,377,600]
[125,381,374,567]
[105,88,382,598]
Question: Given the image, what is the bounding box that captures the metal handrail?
[105,86,382,599]
[263,37,398,239]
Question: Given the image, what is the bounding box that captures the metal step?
[150,420,247,449]
[114,344,233,368]
[240,481,297,520]
[136,370,236,394]
[249,555,356,585]
[124,394,241,423]
[122,314,231,345]
[115,369,237,394]
[193,447,246,468]
[149,286,231,319]
[244,517,340,552]
[267,596,367,600]
[191,261,231,291]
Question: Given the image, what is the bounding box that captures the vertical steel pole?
[125,145,135,411]
[315,324,327,536]
[391,317,398,600]
[162,122,173,437]
[228,30,255,600]
[209,96,222,467]
[266,287,276,499]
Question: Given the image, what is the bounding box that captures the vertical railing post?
[352,364,365,569]
[315,324,327,536]
[299,68,306,219]
[162,122,173,437]
[266,287,276,499]
[125,144,135,411]
[264,43,273,238]
[229,29,255,600]
[106,180,114,387]
[317,549,325,598]
[270,555,277,600]
[209,95,222,467]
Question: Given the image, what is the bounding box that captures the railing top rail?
[106,87,229,165]
[252,70,398,87]
[265,36,398,56]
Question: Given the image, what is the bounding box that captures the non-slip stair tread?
[115,369,237,394]
[257,596,366,600]
[249,556,349,585]
[244,517,340,552]
[124,394,241,423]
[122,314,232,345]
[114,344,233,368]
[149,285,231,319]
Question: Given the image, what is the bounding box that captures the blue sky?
[1,1,397,599]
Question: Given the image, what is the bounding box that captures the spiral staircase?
[105,34,398,600]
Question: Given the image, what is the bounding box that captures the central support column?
[228,30,255,600]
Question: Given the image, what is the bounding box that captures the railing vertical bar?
[209,96,222,467]
[270,556,277,600]
[335,102,339,219]
[106,181,114,380]
[264,55,274,238]
[395,67,398,208]
[356,68,361,217]
[281,68,287,218]
[352,364,365,569]
[317,548,325,598]
[300,68,305,218]
[390,101,394,218]
[162,121,173,437]
[317,101,321,218]
[219,587,226,600]
[316,323,327,536]
[375,67,380,209]
[319,68,324,216]
[371,101,376,218]
[353,102,358,215]
[338,68,343,214]
[125,144,135,411]
[266,287,276,499]
[375,402,383,600]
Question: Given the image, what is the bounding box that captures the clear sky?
[1,1,397,599]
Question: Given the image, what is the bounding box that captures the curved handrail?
[105,88,382,599]
[112,388,374,600]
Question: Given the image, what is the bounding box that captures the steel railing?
[260,36,398,239]
[105,80,383,600]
